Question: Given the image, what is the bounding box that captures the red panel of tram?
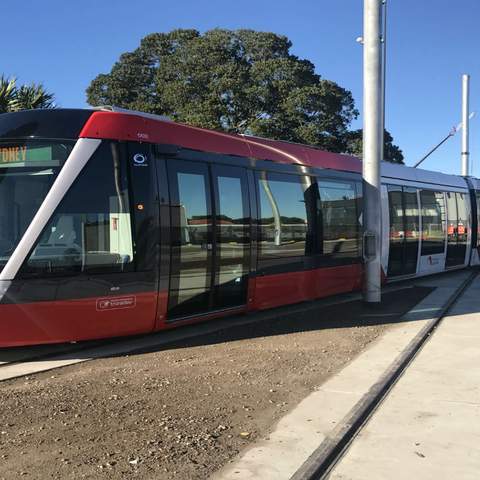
[0,292,157,347]
[79,112,361,172]
[252,265,362,311]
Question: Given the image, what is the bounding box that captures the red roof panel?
[79,111,361,173]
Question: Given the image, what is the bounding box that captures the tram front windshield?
[0,141,74,274]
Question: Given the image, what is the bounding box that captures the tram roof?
[0,108,472,189]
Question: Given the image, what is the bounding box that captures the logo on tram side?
[133,153,148,167]
[96,296,137,311]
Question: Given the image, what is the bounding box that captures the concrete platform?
[212,270,473,480]
[328,273,480,480]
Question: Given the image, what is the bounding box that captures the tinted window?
[214,167,251,307]
[387,185,403,275]
[387,185,419,276]
[446,191,468,267]
[168,162,212,317]
[0,140,74,273]
[316,179,361,262]
[420,190,445,256]
[446,191,458,242]
[456,192,468,238]
[21,142,134,275]
[403,187,420,273]
[257,172,310,259]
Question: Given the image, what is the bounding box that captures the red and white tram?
[0,107,478,346]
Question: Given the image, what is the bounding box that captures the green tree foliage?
[345,129,404,164]
[0,77,16,113]
[86,28,403,160]
[0,76,55,113]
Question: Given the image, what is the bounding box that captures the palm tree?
[0,76,55,113]
[0,76,17,113]
[10,83,55,111]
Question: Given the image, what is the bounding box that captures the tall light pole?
[380,0,387,161]
[363,0,383,303]
[461,74,470,176]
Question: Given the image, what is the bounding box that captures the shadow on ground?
[0,284,435,364]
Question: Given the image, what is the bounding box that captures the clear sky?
[2,0,478,175]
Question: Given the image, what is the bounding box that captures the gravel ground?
[0,286,432,480]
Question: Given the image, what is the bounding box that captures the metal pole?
[461,74,470,176]
[413,130,456,168]
[363,0,382,303]
[380,0,387,161]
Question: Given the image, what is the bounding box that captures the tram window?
[456,193,468,239]
[387,185,404,275]
[257,172,309,259]
[420,190,445,256]
[446,192,458,243]
[317,179,361,262]
[21,142,135,275]
[386,185,419,277]
[388,186,403,239]
[0,141,74,274]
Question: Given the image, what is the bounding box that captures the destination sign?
[0,146,27,163]
[0,144,55,166]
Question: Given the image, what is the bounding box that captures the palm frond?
[10,83,55,111]
[0,76,17,113]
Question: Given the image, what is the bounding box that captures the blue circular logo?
[133,153,146,165]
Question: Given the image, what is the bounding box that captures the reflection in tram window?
[258,173,309,259]
[22,142,134,275]
[403,188,420,273]
[387,185,419,276]
[177,172,210,247]
[215,173,250,308]
[420,190,445,256]
[446,191,468,267]
[446,192,457,243]
[169,171,211,315]
[388,186,404,275]
[457,193,468,242]
[317,180,361,262]
[0,141,74,274]
[217,176,248,244]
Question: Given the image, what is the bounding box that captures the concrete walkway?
[212,270,472,480]
[329,273,480,480]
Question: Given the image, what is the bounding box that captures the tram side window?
[316,179,361,262]
[456,193,468,241]
[257,172,310,260]
[21,142,135,275]
[420,190,445,256]
[446,192,457,242]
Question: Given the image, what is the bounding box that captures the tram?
[0,107,478,346]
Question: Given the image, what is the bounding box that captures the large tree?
[345,129,404,164]
[87,28,402,160]
[0,76,55,113]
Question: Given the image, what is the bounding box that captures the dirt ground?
[0,286,432,480]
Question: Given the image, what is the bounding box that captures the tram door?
[445,192,468,267]
[167,160,251,319]
[387,185,420,276]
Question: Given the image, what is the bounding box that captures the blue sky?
[2,1,478,175]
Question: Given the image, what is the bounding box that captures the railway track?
[291,269,478,480]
